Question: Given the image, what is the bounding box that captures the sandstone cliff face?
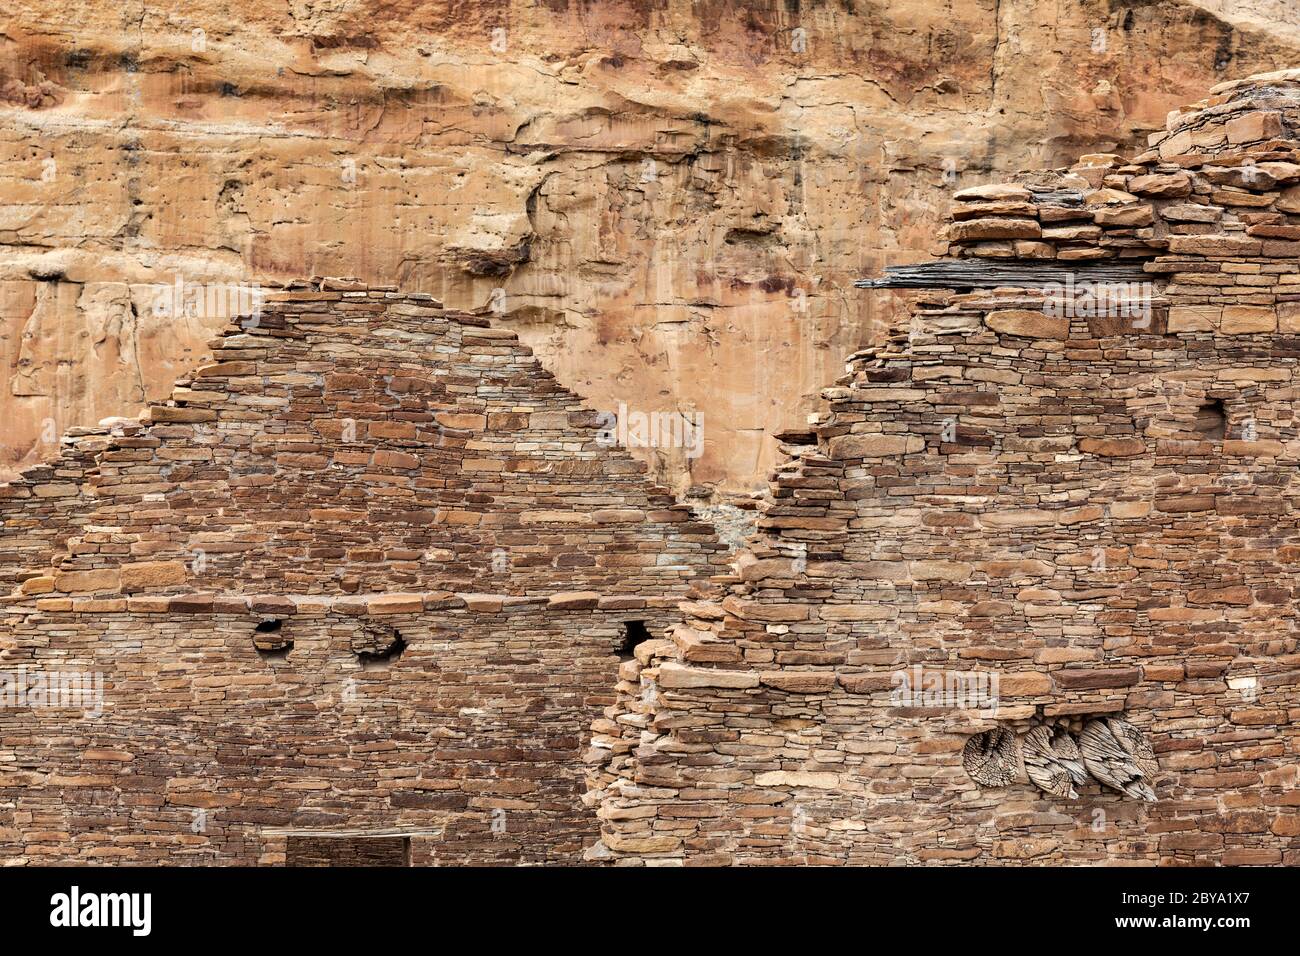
[2,0,1299,496]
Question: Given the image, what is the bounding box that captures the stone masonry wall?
[0,287,724,864]
[586,70,1300,866]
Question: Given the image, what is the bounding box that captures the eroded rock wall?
[3,0,1300,497]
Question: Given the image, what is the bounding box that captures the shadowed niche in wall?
[252,619,292,657]
[617,620,651,661]
[352,625,407,669]
[1196,398,1227,441]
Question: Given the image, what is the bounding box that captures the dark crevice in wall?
[253,618,292,657]
[1197,398,1227,441]
[617,620,651,661]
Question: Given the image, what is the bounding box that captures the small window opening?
[353,625,407,669]
[617,620,652,661]
[1195,399,1226,441]
[253,619,292,657]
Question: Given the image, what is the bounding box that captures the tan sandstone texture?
[586,70,1300,866]
[3,1,1300,501]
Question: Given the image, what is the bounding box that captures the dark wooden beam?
[855,261,1154,290]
